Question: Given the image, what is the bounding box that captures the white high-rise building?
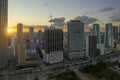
[104,23,114,48]
[68,20,85,51]
[0,0,9,69]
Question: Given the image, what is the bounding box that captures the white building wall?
[98,44,105,55]
[42,50,63,64]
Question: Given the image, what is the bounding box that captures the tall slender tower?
[0,0,8,68]
[92,24,100,44]
[17,23,26,65]
[29,27,34,41]
[86,35,97,57]
[104,23,114,48]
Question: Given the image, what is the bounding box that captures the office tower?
[119,26,120,41]
[92,24,105,55]
[68,20,85,51]
[17,23,26,65]
[113,26,118,41]
[37,30,43,43]
[104,23,114,48]
[17,23,23,43]
[44,28,63,53]
[17,43,26,65]
[119,60,120,68]
[91,24,100,44]
[43,27,63,64]
[119,25,120,33]
[0,0,8,68]
[98,44,105,55]
[63,32,67,50]
[15,23,24,55]
[86,35,97,57]
[29,27,34,41]
[100,33,104,44]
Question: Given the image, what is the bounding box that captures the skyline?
[1,0,120,80]
[8,0,120,28]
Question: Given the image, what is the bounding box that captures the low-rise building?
[98,44,105,55]
[67,51,85,60]
[42,50,63,64]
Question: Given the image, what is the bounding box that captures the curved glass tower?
[0,0,8,68]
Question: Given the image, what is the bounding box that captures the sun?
[8,29,13,33]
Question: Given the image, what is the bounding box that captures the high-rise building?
[17,43,26,65]
[98,43,105,55]
[91,24,100,44]
[17,23,23,43]
[119,60,120,68]
[119,26,120,41]
[29,27,34,41]
[86,35,97,57]
[104,23,114,48]
[68,20,85,51]
[37,30,43,43]
[113,26,118,41]
[17,23,26,65]
[100,33,104,44]
[44,28,63,53]
[42,27,63,64]
[0,0,8,68]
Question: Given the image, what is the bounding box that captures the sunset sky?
[8,0,120,32]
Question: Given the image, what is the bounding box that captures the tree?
[34,77,39,80]
[0,75,2,77]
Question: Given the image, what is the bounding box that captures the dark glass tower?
[0,0,8,68]
[44,28,63,54]
[86,35,97,57]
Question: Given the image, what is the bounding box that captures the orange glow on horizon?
[7,27,91,33]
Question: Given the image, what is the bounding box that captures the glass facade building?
[0,0,8,68]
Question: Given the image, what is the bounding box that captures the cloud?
[49,17,66,27]
[42,1,53,7]
[43,3,49,7]
[110,11,120,22]
[74,15,98,25]
[99,6,114,12]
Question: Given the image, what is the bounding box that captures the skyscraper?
[86,35,97,57]
[17,23,26,65]
[91,24,100,44]
[17,43,26,65]
[37,30,43,44]
[43,27,64,64]
[17,23,23,43]
[104,23,114,48]
[0,0,8,68]
[29,27,34,41]
[44,28,63,54]
[119,26,120,41]
[113,26,118,41]
[68,20,85,51]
